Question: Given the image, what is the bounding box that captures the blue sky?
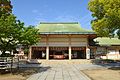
[11,0,93,30]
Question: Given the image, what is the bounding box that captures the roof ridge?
[40,22,78,24]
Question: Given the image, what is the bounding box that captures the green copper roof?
[94,37,120,46]
[37,22,95,34]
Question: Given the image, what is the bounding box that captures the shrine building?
[28,22,97,60]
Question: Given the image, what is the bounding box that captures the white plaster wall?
[71,42,87,46]
[107,49,119,60]
[107,54,118,60]
[49,42,69,46]
[96,47,120,60]
[49,38,69,42]
[71,38,87,42]
[118,55,120,59]
[101,56,107,59]
[38,37,88,47]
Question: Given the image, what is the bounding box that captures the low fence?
[0,57,19,72]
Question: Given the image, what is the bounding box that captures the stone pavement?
[27,63,91,80]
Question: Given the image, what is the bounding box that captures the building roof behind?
[94,37,120,46]
[37,22,95,34]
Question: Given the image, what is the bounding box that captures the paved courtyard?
[20,60,120,80]
[26,63,93,80]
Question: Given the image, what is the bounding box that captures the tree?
[0,14,39,56]
[0,0,12,16]
[0,0,39,56]
[19,25,39,56]
[20,25,39,46]
[88,0,120,38]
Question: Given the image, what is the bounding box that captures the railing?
[0,57,19,72]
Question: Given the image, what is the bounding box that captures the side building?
[94,37,120,60]
[28,22,97,60]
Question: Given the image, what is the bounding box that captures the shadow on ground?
[108,67,120,70]
[0,63,51,78]
[91,59,120,70]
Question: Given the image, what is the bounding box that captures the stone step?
[27,59,93,64]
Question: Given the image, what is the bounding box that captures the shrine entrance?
[71,47,86,59]
[32,47,46,59]
[31,47,87,60]
[49,47,69,60]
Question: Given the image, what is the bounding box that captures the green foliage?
[0,0,39,56]
[0,14,39,56]
[88,0,120,38]
[20,25,39,46]
[0,0,12,16]
[0,14,23,54]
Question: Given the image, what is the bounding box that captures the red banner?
[50,47,68,50]
[32,47,46,50]
[71,47,85,50]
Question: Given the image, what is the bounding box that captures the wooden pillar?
[86,35,90,59]
[116,48,120,59]
[46,35,49,60]
[68,35,71,60]
[69,46,71,60]
[29,47,32,59]
[86,47,90,59]
[46,46,49,60]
